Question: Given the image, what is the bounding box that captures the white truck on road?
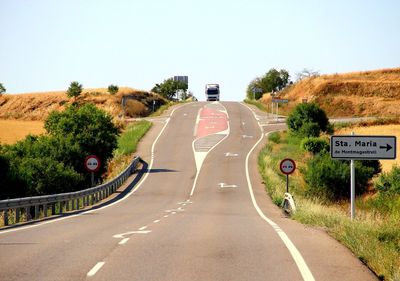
[205,84,220,101]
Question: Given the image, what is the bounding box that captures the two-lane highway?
[0,102,377,281]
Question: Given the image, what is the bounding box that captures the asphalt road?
[0,102,377,281]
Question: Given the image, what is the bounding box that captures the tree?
[151,78,188,100]
[286,103,330,137]
[0,83,5,95]
[246,78,264,100]
[44,103,119,175]
[67,81,83,98]
[108,84,119,95]
[246,69,290,99]
[259,68,290,92]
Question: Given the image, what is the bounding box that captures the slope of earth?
[0,88,166,121]
[260,68,400,118]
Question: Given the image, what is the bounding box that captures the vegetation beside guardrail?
[0,156,141,227]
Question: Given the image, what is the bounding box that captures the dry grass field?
[336,124,400,172]
[0,87,166,121]
[0,120,45,144]
[261,67,400,117]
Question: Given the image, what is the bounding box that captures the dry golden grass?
[0,120,45,144]
[0,87,166,121]
[261,67,400,117]
[336,124,400,172]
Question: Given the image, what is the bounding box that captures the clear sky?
[1,0,399,101]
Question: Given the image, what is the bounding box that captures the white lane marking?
[241,103,315,281]
[218,183,238,188]
[190,102,230,196]
[87,262,105,277]
[171,212,176,215]
[0,104,188,235]
[139,226,148,231]
[153,220,160,223]
[119,238,129,245]
[164,215,169,218]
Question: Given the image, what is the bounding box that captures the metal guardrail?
[0,156,141,227]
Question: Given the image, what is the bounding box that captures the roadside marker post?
[330,133,397,220]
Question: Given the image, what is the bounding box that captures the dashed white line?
[87,262,105,277]
[119,238,129,245]
[164,215,169,218]
[139,226,148,231]
[153,220,160,223]
[171,212,176,215]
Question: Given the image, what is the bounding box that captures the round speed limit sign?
[279,158,296,175]
[84,155,101,172]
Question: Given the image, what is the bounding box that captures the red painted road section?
[196,107,228,138]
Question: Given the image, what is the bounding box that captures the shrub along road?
[0,102,376,281]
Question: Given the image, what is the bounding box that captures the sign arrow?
[113,230,151,239]
[379,144,393,151]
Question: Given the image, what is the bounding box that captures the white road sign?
[330,135,396,160]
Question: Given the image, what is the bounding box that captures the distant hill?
[0,87,166,121]
[260,68,400,117]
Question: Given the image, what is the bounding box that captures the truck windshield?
[207,89,219,95]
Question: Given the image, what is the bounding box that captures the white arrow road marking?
[218,183,238,188]
[225,152,239,157]
[113,230,152,239]
[242,135,254,138]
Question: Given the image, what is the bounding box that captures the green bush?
[301,137,329,154]
[268,132,281,143]
[303,153,377,200]
[286,103,330,137]
[44,103,119,175]
[108,84,119,95]
[298,122,321,137]
[375,166,400,194]
[17,157,83,196]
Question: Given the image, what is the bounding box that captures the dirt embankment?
[260,68,400,117]
[0,87,166,121]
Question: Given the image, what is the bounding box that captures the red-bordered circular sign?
[279,158,296,175]
[84,155,101,172]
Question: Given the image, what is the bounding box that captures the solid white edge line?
[241,102,315,281]
[0,104,187,235]
[189,102,230,197]
[87,261,105,277]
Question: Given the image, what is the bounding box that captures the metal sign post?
[330,133,397,220]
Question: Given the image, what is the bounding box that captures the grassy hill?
[0,87,166,121]
[260,68,400,117]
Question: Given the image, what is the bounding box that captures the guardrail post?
[16,208,20,223]
[43,204,48,217]
[25,207,30,222]
[34,205,39,220]
[59,202,64,214]
[3,210,9,226]
[52,204,56,215]
[66,201,70,212]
